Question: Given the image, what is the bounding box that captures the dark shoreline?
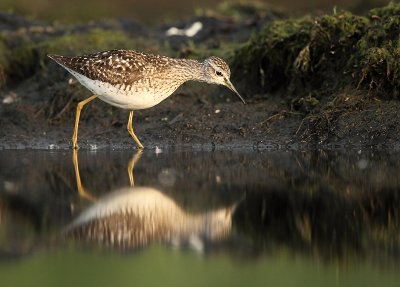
[1,2,399,150]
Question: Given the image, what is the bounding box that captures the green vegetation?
[0,28,158,86]
[0,1,399,102]
[232,2,400,98]
[197,0,282,22]
[42,29,154,55]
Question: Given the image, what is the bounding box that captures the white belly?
[67,69,177,110]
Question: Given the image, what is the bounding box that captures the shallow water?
[0,149,399,286]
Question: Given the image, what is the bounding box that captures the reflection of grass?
[234,186,400,265]
[0,199,37,255]
[1,246,399,287]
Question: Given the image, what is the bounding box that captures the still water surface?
[0,149,399,286]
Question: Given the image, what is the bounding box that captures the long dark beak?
[224,79,245,104]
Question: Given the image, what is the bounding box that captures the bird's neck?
[173,59,207,83]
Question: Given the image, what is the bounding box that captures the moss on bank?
[232,2,400,99]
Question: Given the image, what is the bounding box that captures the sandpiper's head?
[203,56,245,104]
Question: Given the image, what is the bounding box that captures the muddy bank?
[0,2,399,149]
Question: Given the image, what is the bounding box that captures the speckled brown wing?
[48,49,173,86]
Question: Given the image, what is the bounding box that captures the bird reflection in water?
[65,150,238,252]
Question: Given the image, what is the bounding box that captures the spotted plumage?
[49,50,180,86]
[48,49,244,149]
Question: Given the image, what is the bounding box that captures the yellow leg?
[127,149,143,187]
[127,111,144,149]
[72,95,98,149]
[72,149,96,202]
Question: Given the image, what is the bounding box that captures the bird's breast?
[68,69,182,110]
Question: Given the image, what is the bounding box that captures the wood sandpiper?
[48,49,245,149]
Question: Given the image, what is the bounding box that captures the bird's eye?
[216,71,223,77]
